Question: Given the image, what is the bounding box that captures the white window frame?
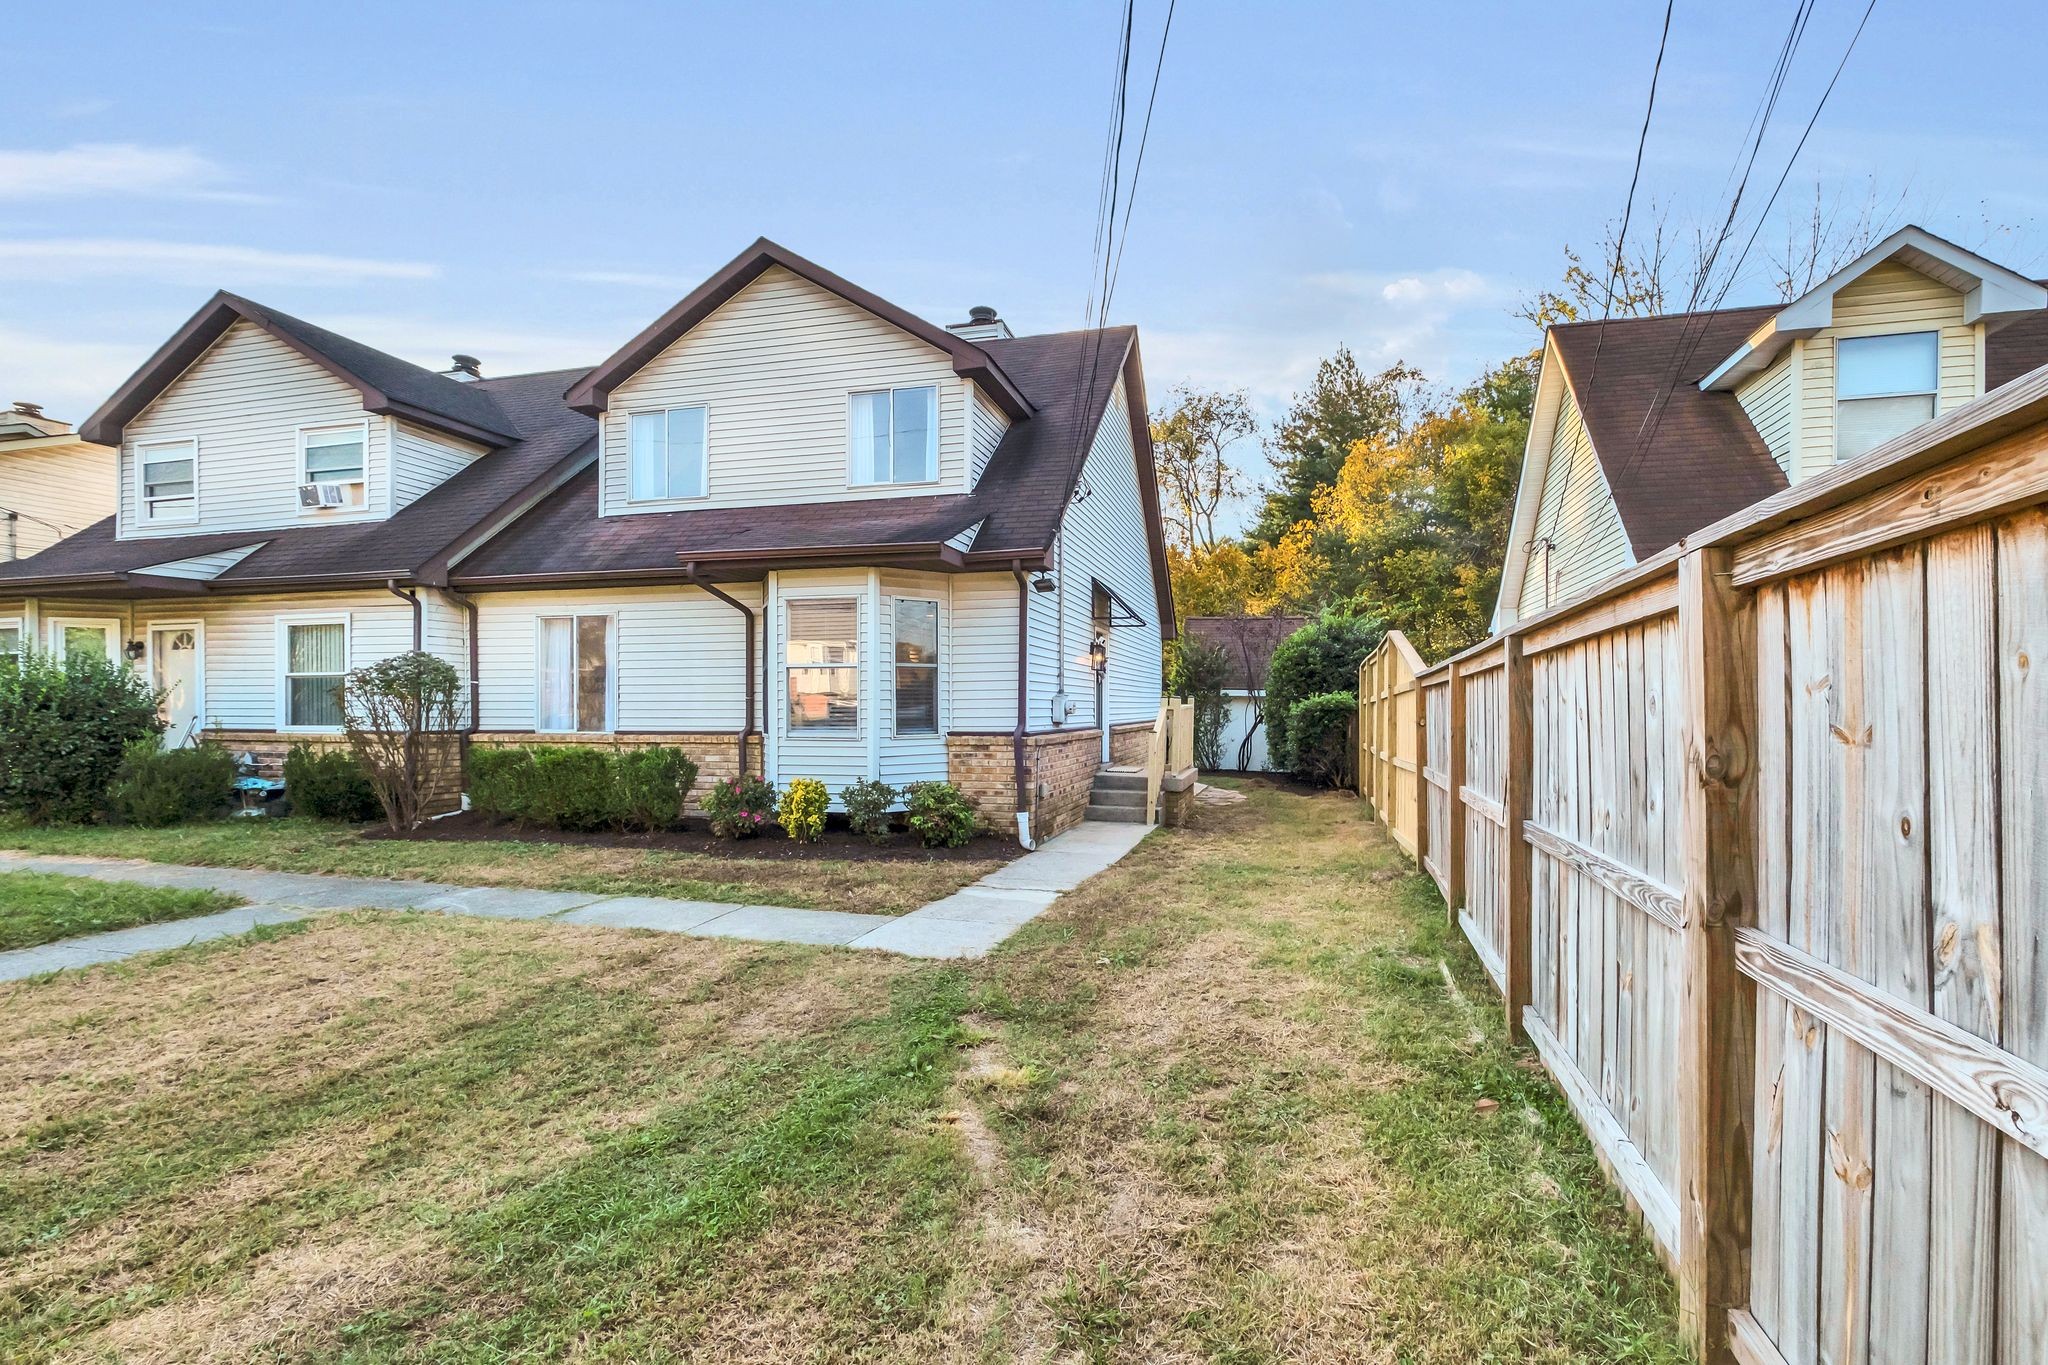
[890,597,941,738]
[45,615,124,666]
[275,613,351,733]
[782,594,862,740]
[846,385,940,489]
[145,620,208,743]
[297,419,372,514]
[0,616,21,660]
[136,436,200,526]
[533,613,615,733]
[625,405,711,504]
[1834,330,1939,461]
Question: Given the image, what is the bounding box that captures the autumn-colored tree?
[1248,350,1424,544]
[1151,384,1254,553]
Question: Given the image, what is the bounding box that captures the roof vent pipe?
[946,306,1013,343]
[11,401,44,418]
[444,354,483,382]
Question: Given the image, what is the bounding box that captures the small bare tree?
[343,651,463,832]
[1151,384,1255,554]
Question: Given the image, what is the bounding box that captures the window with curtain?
[893,599,938,735]
[284,621,347,729]
[1836,331,1938,461]
[538,615,611,732]
[849,385,936,485]
[786,598,859,732]
[139,438,197,523]
[629,406,708,501]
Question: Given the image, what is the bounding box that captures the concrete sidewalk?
[0,820,1152,979]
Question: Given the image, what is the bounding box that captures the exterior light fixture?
[1086,634,1108,673]
[1030,571,1057,593]
[124,640,146,662]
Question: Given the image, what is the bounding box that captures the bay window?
[538,614,611,732]
[849,385,937,485]
[786,598,859,732]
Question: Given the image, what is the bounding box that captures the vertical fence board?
[1750,582,1791,1342]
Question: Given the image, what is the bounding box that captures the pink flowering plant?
[703,773,777,839]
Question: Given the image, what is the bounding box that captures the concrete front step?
[1092,770,1149,792]
[1084,802,1151,824]
[1088,786,1148,808]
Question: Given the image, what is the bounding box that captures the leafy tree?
[342,651,463,832]
[0,649,162,824]
[1264,614,1381,771]
[1166,637,1232,770]
[1151,385,1254,554]
[1248,349,1423,544]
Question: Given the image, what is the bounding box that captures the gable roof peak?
[561,237,1034,421]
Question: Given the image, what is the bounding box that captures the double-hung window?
[282,619,348,730]
[786,598,859,732]
[301,423,368,507]
[1836,332,1938,461]
[629,406,708,501]
[849,385,937,486]
[138,438,198,524]
[892,599,939,735]
[0,618,20,661]
[537,615,611,732]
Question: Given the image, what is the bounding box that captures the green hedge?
[468,744,698,832]
[108,740,237,827]
[283,744,383,822]
[0,649,163,824]
[1285,691,1358,788]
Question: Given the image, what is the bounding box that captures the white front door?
[150,625,202,745]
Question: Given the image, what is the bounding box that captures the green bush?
[468,747,535,821]
[703,773,777,839]
[107,740,236,827]
[905,781,977,848]
[615,748,699,832]
[1168,637,1233,770]
[840,777,898,841]
[1266,614,1381,769]
[777,777,829,843]
[283,744,382,822]
[1286,691,1358,788]
[0,649,163,824]
[524,747,622,832]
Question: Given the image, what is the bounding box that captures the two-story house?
[0,402,115,565]
[1497,225,2048,627]
[0,239,1173,843]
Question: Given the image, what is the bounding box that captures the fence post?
[1414,673,1430,873]
[1445,658,1467,924]
[1357,655,1373,809]
[1675,546,1757,1363]
[1501,632,1534,1039]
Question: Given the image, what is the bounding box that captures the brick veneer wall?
[947,721,1157,843]
[470,732,761,814]
[205,729,463,816]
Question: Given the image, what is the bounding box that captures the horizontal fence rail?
[1358,370,2048,1363]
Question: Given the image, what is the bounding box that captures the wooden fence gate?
[1357,367,2048,1363]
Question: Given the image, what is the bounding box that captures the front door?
[150,625,201,746]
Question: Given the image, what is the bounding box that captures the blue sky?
[7,1,2044,525]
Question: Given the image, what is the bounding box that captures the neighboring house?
[1497,225,2048,628]
[0,402,116,564]
[1181,613,1304,772]
[0,239,1174,841]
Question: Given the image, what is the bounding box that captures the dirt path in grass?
[0,783,1685,1363]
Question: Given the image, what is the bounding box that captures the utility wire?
[1581,0,1674,400]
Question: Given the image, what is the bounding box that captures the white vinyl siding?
[393,421,487,512]
[600,266,967,516]
[0,441,116,557]
[948,572,1021,731]
[1516,385,1633,618]
[133,544,264,581]
[1735,350,1797,475]
[120,321,389,538]
[969,388,1009,487]
[473,585,759,733]
[1794,260,1980,482]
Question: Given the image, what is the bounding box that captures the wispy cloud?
[0,239,438,285]
[0,143,267,202]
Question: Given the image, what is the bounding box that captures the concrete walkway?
[0,820,1151,979]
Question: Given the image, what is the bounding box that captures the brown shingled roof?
[1181,615,1306,690]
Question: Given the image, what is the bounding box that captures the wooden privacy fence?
[1359,365,2048,1364]
[1357,630,1426,857]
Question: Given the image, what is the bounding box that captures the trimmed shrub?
[1286,691,1358,788]
[615,748,699,832]
[343,651,463,832]
[704,774,777,839]
[905,781,977,848]
[524,746,622,832]
[841,777,898,842]
[283,744,382,822]
[469,746,536,822]
[1266,614,1381,770]
[108,740,236,827]
[777,777,828,843]
[0,649,163,824]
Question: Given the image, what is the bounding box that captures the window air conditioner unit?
[299,482,350,509]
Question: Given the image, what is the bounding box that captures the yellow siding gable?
[1792,260,1981,481]
[1517,385,1632,618]
[1735,350,1796,475]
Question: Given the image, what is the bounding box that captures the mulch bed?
[363,809,1023,864]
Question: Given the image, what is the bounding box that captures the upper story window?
[300,422,369,509]
[138,438,198,525]
[850,385,937,486]
[630,406,707,501]
[786,598,859,733]
[1836,331,1938,461]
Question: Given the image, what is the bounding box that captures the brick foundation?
[205,729,463,816]
[947,721,1157,843]
[470,732,762,813]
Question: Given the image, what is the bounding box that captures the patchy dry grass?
[0,872,242,951]
[0,819,1001,915]
[0,783,1684,1362]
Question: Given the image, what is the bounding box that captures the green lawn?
[0,784,1683,1362]
[0,818,1003,916]
[0,872,242,951]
